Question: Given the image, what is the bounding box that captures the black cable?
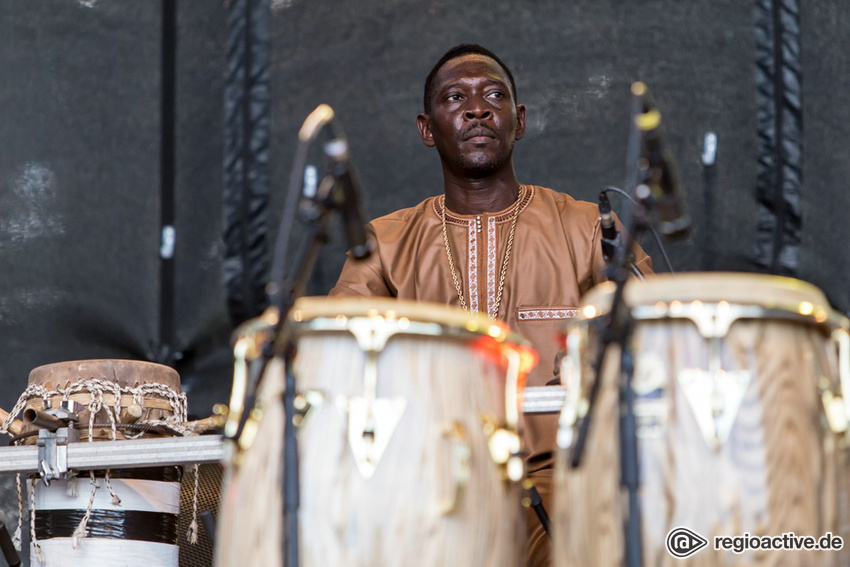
[527,485,551,538]
[0,521,21,567]
[603,186,675,273]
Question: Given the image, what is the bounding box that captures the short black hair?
[423,44,518,114]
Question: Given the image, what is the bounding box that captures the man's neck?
[443,174,521,215]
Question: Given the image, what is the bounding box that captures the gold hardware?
[632,352,669,438]
[439,422,471,515]
[832,328,850,436]
[224,337,253,441]
[336,395,406,479]
[212,403,229,419]
[557,328,582,449]
[292,390,325,428]
[678,368,751,450]
[237,406,264,454]
[223,308,279,442]
[820,377,848,434]
[503,348,521,430]
[336,332,408,478]
[481,414,523,482]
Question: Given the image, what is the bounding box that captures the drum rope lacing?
[441,184,523,320]
[1,378,201,554]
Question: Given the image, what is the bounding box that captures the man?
[330,44,653,565]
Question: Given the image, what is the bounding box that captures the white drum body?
[29,468,182,566]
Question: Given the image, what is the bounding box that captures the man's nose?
[463,98,492,120]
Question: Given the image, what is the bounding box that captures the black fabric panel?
[798,2,850,314]
[753,0,803,274]
[171,1,234,416]
[267,0,761,297]
[158,0,178,365]
[0,3,162,406]
[222,0,272,326]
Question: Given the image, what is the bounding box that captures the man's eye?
[487,91,504,100]
[446,93,462,101]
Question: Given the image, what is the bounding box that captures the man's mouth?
[462,125,497,141]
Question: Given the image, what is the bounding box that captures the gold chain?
[441,185,523,320]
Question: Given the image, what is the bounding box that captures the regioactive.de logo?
[666,526,709,558]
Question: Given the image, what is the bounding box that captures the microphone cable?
[602,186,676,274]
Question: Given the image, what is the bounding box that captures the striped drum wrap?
[29,467,182,566]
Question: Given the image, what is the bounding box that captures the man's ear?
[417,113,435,147]
[514,104,527,141]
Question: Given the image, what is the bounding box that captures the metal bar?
[0,445,38,475]
[0,389,566,477]
[522,386,566,414]
[0,435,225,475]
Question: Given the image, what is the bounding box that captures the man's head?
[423,44,518,114]
[417,44,526,180]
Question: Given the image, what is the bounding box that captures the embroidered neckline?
[441,185,524,320]
[432,185,535,226]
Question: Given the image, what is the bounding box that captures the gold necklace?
[441,185,523,320]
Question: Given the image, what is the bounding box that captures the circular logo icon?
[666,526,708,558]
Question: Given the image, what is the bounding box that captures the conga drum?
[215,297,536,567]
[15,359,187,566]
[554,273,850,566]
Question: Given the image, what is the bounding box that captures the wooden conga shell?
[23,359,182,441]
[555,273,850,567]
[216,298,531,567]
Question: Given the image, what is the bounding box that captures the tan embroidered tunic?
[330,184,653,460]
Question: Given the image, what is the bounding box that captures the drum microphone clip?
[598,190,620,264]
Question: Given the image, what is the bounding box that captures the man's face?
[418,54,526,178]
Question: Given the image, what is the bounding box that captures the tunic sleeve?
[328,224,393,297]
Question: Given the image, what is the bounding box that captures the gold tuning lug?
[223,307,281,443]
[439,422,471,516]
[292,390,325,428]
[481,414,524,482]
[835,328,850,437]
[820,378,848,434]
[223,337,253,440]
[557,327,582,450]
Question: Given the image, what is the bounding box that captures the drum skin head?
[29,359,181,391]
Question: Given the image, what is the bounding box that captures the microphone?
[598,190,620,263]
[323,137,374,260]
[632,82,691,240]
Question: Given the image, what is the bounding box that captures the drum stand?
[253,109,371,567]
[568,83,688,567]
[570,228,644,567]
[226,204,331,567]
[265,197,333,567]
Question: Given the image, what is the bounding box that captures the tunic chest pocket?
[513,306,580,385]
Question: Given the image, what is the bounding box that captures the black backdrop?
[2,0,850,562]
